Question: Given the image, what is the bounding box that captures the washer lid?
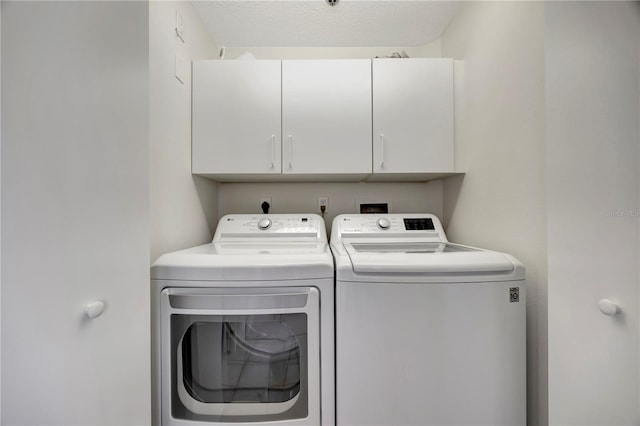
[344,242,515,274]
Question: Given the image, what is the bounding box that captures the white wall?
[546,2,640,424]
[150,1,219,262]
[219,181,444,233]
[440,3,547,425]
[1,1,149,424]
[0,3,3,420]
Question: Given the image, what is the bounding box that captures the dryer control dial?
[257,218,272,230]
[377,218,391,230]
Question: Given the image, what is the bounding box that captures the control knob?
[377,218,391,230]
[258,218,272,230]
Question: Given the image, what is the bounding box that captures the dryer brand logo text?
[509,287,520,303]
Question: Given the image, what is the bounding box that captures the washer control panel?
[403,218,435,231]
[332,214,446,242]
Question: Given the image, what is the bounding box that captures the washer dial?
[377,218,391,230]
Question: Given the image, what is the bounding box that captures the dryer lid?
[151,242,334,281]
[151,214,334,281]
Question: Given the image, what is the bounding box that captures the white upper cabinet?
[372,58,454,178]
[282,60,372,178]
[192,58,456,182]
[192,60,282,175]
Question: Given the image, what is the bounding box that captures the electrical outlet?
[260,197,272,214]
[318,197,329,211]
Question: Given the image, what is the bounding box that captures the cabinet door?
[282,60,372,176]
[373,58,454,174]
[192,60,281,175]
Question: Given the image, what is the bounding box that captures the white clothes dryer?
[330,213,526,426]
[151,214,334,426]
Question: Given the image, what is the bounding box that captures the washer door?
[160,287,321,425]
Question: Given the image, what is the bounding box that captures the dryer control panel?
[214,214,325,241]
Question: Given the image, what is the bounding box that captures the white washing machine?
[331,213,526,426]
[151,214,334,426]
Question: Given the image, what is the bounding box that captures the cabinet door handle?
[85,300,105,319]
[270,135,275,168]
[598,298,622,316]
[288,135,293,169]
[380,133,385,168]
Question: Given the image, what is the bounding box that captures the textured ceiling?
[191,1,460,47]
